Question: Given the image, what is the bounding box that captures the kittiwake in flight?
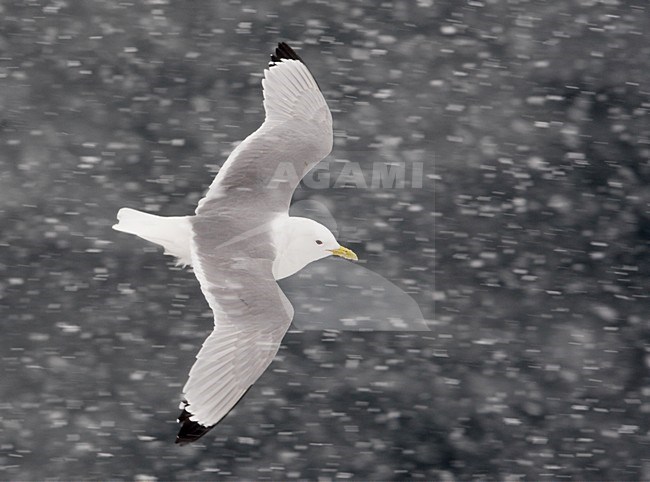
[113,42,358,444]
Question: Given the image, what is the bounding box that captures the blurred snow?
[282,260,429,331]
[1,0,649,480]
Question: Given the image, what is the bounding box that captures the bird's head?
[273,217,358,279]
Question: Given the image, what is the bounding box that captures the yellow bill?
[329,246,358,261]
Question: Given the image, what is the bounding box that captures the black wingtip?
[175,407,215,446]
[269,42,303,67]
[174,388,252,445]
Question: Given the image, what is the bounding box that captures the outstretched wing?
[176,237,294,444]
[196,42,333,220]
[177,42,328,445]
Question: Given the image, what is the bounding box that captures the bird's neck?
[270,216,308,280]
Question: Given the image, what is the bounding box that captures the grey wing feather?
[181,244,294,427]
[180,43,322,431]
[196,47,332,217]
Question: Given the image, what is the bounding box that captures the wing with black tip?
[196,42,333,218]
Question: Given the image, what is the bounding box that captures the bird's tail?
[113,208,193,266]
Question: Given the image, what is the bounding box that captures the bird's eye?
[315,240,323,245]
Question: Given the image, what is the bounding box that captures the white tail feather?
[113,208,193,266]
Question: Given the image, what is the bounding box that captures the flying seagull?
[113,42,358,445]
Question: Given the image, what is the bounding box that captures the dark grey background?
[1,0,649,480]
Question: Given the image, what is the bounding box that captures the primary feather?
[176,42,333,444]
